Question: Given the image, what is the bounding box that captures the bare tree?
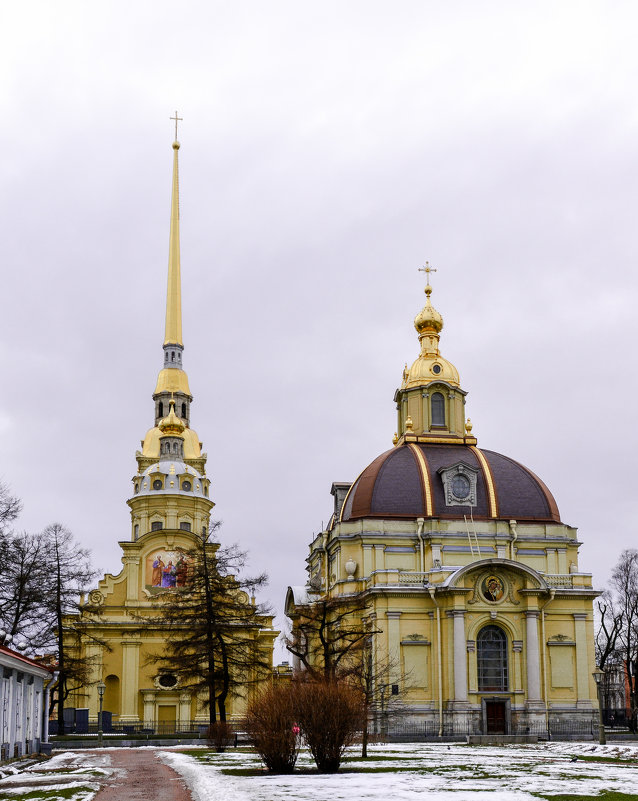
[151,523,272,724]
[285,592,379,681]
[39,524,102,734]
[0,480,21,535]
[598,549,638,731]
[0,530,50,641]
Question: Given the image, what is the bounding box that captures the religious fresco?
[145,549,189,592]
[482,574,504,602]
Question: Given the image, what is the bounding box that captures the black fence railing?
[380,711,599,740]
[49,720,234,737]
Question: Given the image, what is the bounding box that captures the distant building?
[287,274,601,736]
[0,643,53,759]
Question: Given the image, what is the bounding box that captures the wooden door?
[485,700,506,734]
[157,704,177,733]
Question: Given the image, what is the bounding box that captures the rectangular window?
[179,522,191,532]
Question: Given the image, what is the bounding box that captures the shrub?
[244,684,299,773]
[207,721,234,752]
[293,679,365,773]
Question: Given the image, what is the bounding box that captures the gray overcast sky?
[2,1,636,656]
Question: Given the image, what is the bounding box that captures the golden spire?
[164,112,183,347]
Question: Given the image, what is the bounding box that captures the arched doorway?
[477,625,509,734]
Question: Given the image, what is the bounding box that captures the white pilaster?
[525,611,541,702]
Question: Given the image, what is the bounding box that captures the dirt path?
[91,749,194,801]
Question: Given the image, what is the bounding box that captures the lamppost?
[97,681,106,748]
[592,668,606,745]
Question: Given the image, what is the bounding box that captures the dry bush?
[244,684,299,773]
[207,721,234,752]
[293,679,365,773]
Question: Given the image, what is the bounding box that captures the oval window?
[182,481,192,492]
[153,479,163,491]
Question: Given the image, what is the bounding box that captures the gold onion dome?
[402,278,460,389]
[158,400,185,437]
[414,284,443,334]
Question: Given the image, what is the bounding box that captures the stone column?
[525,611,541,702]
[362,544,373,578]
[179,692,192,725]
[573,613,593,708]
[386,611,402,685]
[447,611,468,702]
[121,639,141,722]
[142,691,156,728]
[513,640,524,693]
[374,545,385,572]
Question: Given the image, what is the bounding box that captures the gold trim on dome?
[408,443,433,516]
[470,446,498,518]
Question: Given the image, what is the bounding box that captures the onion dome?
[158,399,185,436]
[340,443,560,524]
[414,284,443,334]
[401,280,460,391]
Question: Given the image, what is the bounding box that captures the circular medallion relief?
[482,575,505,602]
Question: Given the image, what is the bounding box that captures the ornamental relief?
[467,570,520,606]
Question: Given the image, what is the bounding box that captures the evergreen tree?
[152,523,272,724]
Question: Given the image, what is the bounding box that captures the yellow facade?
[287,276,600,736]
[68,130,277,727]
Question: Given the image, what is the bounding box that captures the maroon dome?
[340,443,560,523]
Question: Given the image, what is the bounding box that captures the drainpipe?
[428,587,443,737]
[509,520,518,561]
[540,589,556,736]
[416,518,425,573]
[322,532,328,589]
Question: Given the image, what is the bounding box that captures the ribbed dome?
[340,443,560,523]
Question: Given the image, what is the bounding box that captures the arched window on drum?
[431,392,445,427]
[477,625,508,691]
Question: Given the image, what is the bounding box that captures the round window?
[182,481,192,492]
[451,474,470,499]
[158,674,177,688]
[152,479,163,491]
[432,363,442,374]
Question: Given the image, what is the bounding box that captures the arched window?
[171,351,175,362]
[158,402,164,418]
[477,625,508,691]
[181,403,187,419]
[431,392,445,427]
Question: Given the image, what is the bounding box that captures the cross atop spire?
[170,110,183,142]
[418,261,437,287]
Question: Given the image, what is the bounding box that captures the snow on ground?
[159,741,638,801]
[0,750,116,801]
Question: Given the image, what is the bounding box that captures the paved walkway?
[91,749,194,801]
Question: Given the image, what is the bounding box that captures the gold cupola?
[393,266,475,446]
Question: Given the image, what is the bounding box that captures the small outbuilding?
[0,643,53,760]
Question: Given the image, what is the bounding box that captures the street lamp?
[592,668,606,745]
[97,681,106,748]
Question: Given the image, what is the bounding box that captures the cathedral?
[286,270,600,736]
[68,132,277,729]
